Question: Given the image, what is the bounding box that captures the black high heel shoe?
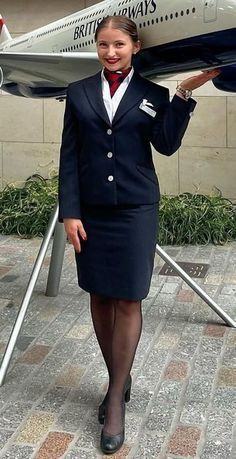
[100,401,125,455]
[98,375,132,425]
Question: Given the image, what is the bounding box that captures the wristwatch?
[176,85,192,100]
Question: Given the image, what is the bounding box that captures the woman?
[59,16,220,455]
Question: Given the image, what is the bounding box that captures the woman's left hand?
[180,68,221,91]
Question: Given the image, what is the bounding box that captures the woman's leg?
[90,294,115,379]
[103,299,142,435]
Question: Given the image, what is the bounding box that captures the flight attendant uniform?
[59,69,196,300]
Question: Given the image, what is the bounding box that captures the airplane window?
[192,7,196,13]
[170,13,173,19]
[181,11,184,16]
[151,19,154,25]
[186,9,190,14]
[147,20,150,26]
[143,21,146,27]
[139,23,142,29]
[160,17,163,22]
[175,12,179,17]
[156,18,159,23]
[165,15,168,21]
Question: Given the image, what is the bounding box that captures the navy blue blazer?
[59,71,196,220]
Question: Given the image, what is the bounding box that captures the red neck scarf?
[104,67,132,97]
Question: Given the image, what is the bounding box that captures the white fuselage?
[1,0,236,97]
[0,0,234,55]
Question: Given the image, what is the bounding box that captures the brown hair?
[95,15,139,43]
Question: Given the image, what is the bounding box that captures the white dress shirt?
[101,67,134,123]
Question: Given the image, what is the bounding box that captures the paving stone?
[176,289,194,302]
[212,387,236,410]
[5,364,37,386]
[0,430,14,449]
[128,386,153,414]
[199,336,224,355]
[180,401,208,425]
[0,237,235,459]
[0,445,35,458]
[160,283,180,294]
[36,387,70,412]
[16,412,55,444]
[224,273,236,284]
[168,426,201,456]
[204,324,227,337]
[172,334,200,361]
[217,368,236,387]
[206,409,235,440]
[55,365,85,388]
[64,449,97,459]
[55,403,88,432]
[74,416,100,449]
[146,403,177,433]
[133,432,165,458]
[0,401,32,429]
[17,345,51,364]
[193,354,219,375]
[200,439,232,459]
[227,332,236,346]
[34,431,74,459]
[185,375,214,402]
[154,332,180,350]
[0,275,19,283]
[164,361,189,380]
[17,381,50,402]
[15,336,35,352]
[66,324,92,340]
[0,267,13,278]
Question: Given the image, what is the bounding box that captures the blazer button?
[107,129,112,135]
[107,152,113,158]
[108,175,114,182]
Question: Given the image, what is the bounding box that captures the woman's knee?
[115,299,141,315]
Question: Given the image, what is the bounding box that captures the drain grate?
[159,262,210,279]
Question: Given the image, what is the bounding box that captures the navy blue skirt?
[75,203,158,301]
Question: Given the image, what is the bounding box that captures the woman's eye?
[116,42,124,47]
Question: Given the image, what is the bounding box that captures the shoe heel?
[125,386,131,403]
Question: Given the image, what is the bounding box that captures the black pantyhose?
[90,294,142,436]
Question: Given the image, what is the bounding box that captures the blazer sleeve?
[150,88,197,156]
[58,89,81,222]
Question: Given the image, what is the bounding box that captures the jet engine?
[0,66,3,87]
[212,65,236,92]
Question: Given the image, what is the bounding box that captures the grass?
[0,176,236,245]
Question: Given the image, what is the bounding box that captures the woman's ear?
[134,40,141,55]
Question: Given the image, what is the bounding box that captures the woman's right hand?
[63,218,87,253]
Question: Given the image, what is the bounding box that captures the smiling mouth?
[106,59,120,64]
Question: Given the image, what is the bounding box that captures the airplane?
[0,0,236,99]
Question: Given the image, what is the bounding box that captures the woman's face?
[96,26,141,71]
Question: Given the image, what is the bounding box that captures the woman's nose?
[107,46,116,56]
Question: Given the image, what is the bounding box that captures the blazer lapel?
[112,72,149,125]
[83,72,111,126]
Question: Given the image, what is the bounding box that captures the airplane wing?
[0,51,101,86]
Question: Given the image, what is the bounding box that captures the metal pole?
[0,204,59,386]
[156,244,236,328]
[45,221,67,297]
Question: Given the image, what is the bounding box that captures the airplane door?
[204,0,218,22]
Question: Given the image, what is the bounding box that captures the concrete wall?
[1,1,236,199]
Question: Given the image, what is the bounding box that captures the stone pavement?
[0,234,235,459]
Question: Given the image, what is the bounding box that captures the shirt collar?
[101,67,134,84]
